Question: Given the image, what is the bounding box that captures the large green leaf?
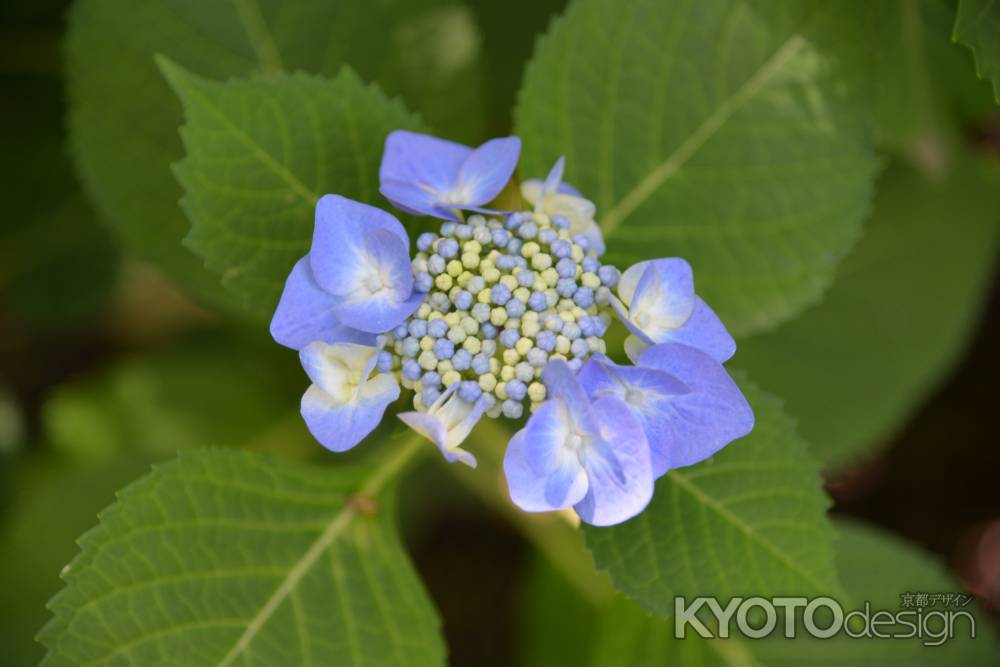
[954,0,1000,103]
[520,520,998,665]
[39,445,444,667]
[65,0,485,310]
[161,62,422,316]
[737,154,1000,470]
[515,0,879,337]
[584,379,838,616]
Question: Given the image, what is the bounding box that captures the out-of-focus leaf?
[64,0,486,311]
[161,62,422,316]
[519,520,998,665]
[41,330,304,463]
[0,74,117,330]
[737,154,1000,470]
[39,446,445,667]
[0,455,154,667]
[954,0,1000,103]
[515,0,878,337]
[584,378,838,616]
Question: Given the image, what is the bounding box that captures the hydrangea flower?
[379,130,521,221]
[271,130,754,526]
[610,258,735,363]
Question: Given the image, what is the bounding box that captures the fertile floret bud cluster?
[377,210,620,418]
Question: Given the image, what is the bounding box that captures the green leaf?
[0,455,154,667]
[584,378,838,616]
[736,153,1000,470]
[954,0,1000,103]
[160,62,422,316]
[39,445,445,667]
[514,0,879,337]
[520,520,999,665]
[65,0,485,310]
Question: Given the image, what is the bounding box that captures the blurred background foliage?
[0,0,998,665]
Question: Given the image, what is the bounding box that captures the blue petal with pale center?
[308,195,424,334]
[269,256,375,350]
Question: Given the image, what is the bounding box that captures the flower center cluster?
[376,210,621,419]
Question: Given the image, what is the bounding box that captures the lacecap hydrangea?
[270,130,754,526]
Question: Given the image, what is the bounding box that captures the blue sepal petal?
[269,256,375,350]
[573,396,653,526]
[637,343,754,469]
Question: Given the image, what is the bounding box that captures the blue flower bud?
[454,224,472,240]
[474,226,492,245]
[506,379,527,401]
[471,353,491,375]
[572,234,591,252]
[376,351,394,372]
[408,319,428,338]
[453,290,473,310]
[471,302,491,322]
[551,214,570,230]
[481,323,498,339]
[527,348,548,368]
[571,338,590,358]
[598,265,620,287]
[507,238,523,255]
[422,371,441,389]
[536,330,556,352]
[556,278,578,298]
[417,232,437,252]
[502,399,524,419]
[505,212,528,230]
[467,275,486,294]
[415,272,433,292]
[506,298,526,318]
[518,221,538,240]
[428,319,448,338]
[393,324,409,338]
[563,322,581,340]
[459,381,483,403]
[491,284,512,305]
[402,359,422,381]
[499,329,520,349]
[430,292,451,312]
[440,222,457,236]
[551,239,572,258]
[514,363,534,383]
[582,256,600,273]
[556,257,576,279]
[438,237,459,258]
[491,229,510,247]
[401,337,420,358]
[573,286,594,308]
[428,254,446,275]
[496,254,517,270]
[432,338,455,360]
[566,358,583,372]
[452,349,472,371]
[538,228,558,245]
[528,291,548,311]
[516,270,536,287]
